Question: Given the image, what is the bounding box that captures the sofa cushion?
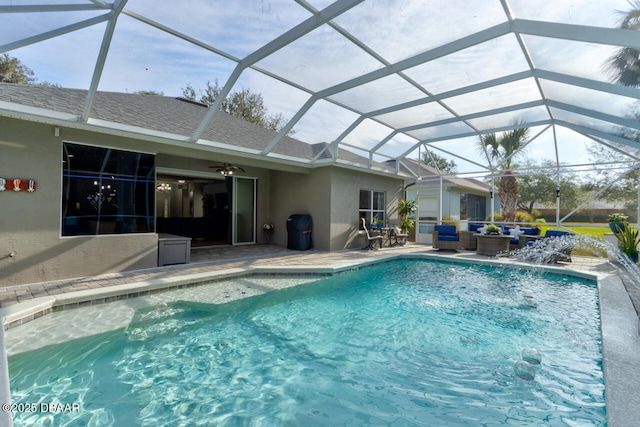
[468,223,483,232]
[435,225,457,236]
[522,227,540,236]
[544,230,569,238]
[438,235,460,242]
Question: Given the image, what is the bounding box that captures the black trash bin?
[287,214,313,250]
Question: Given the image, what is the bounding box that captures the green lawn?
[543,225,608,238]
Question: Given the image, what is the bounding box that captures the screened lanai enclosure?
[2,0,640,226]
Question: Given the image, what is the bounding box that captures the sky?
[2,0,639,178]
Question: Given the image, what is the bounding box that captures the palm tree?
[479,126,530,223]
[605,1,640,87]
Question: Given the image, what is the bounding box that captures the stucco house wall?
[0,117,158,288]
[269,167,404,251]
[269,168,331,250]
[329,168,403,251]
[0,85,409,288]
[0,118,278,287]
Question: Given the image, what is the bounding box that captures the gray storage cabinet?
[158,234,192,266]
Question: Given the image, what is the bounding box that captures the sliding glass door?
[232,176,256,245]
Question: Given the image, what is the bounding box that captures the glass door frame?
[232,176,257,245]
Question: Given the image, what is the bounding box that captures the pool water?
[8,260,605,426]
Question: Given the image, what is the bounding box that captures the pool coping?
[1,253,638,426]
[0,253,599,330]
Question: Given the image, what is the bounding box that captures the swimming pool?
[7,259,605,426]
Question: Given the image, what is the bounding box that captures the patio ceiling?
[2,0,640,178]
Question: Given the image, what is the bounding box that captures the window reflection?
[62,143,155,236]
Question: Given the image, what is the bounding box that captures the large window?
[359,189,385,227]
[62,143,155,236]
[460,193,486,221]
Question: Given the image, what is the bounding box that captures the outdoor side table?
[459,230,477,250]
[475,234,510,256]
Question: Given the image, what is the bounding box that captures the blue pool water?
[8,260,605,426]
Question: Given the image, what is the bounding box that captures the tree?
[478,125,529,222]
[0,53,36,84]
[182,80,287,132]
[586,141,640,209]
[605,1,640,86]
[421,149,457,173]
[134,90,164,96]
[517,159,583,213]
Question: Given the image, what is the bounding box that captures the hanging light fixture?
[157,182,172,192]
[210,163,245,176]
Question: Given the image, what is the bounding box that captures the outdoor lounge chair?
[391,226,409,246]
[362,217,384,250]
[432,225,461,250]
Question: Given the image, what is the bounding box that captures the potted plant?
[614,222,640,263]
[400,218,415,233]
[608,213,628,233]
[485,224,502,235]
[398,199,417,233]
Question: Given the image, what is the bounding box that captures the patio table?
[475,234,510,256]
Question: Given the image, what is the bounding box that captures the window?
[359,189,385,227]
[62,143,155,236]
[460,193,486,221]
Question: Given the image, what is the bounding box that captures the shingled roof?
[0,83,396,173]
[385,158,491,192]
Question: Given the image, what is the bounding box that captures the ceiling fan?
[209,163,245,176]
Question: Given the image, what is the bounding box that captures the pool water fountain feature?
[505,234,575,265]
[511,231,640,334]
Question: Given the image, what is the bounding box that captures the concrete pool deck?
[1,243,639,426]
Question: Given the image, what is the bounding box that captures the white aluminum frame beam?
[191,0,365,143]
[81,0,127,122]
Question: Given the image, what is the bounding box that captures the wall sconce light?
[555,186,560,198]
[489,187,494,199]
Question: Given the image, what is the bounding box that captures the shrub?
[441,216,458,229]
[485,213,503,222]
[515,211,535,223]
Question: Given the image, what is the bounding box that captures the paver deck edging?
[1,253,602,330]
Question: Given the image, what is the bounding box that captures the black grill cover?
[286,214,313,250]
